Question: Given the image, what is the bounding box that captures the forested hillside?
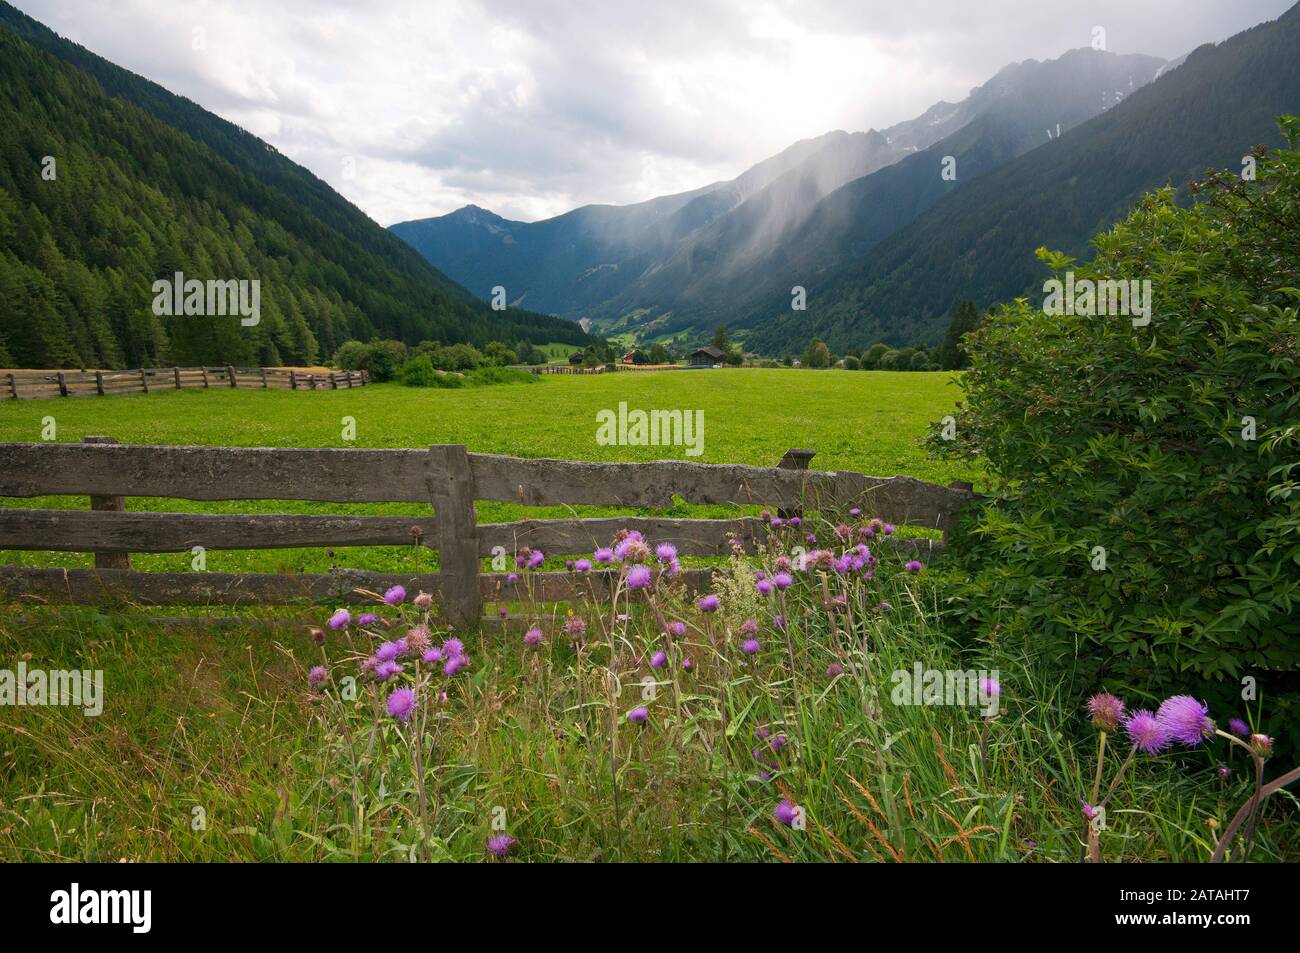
[0,5,587,368]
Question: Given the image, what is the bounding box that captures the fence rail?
[2,366,368,399]
[0,439,976,624]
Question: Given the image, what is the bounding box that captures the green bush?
[933,119,1300,742]
[399,355,440,387]
[463,366,537,387]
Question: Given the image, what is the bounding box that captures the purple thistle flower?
[1250,734,1274,758]
[626,565,652,589]
[877,602,891,613]
[789,516,801,527]
[574,557,592,572]
[386,687,416,722]
[826,662,843,678]
[681,657,693,671]
[755,578,773,595]
[774,799,798,827]
[444,654,467,676]
[486,834,516,859]
[307,665,328,689]
[1228,718,1250,738]
[327,608,351,630]
[773,571,793,590]
[1123,709,1169,755]
[904,560,923,573]
[506,572,519,583]
[422,648,442,664]
[564,617,586,639]
[357,612,379,627]
[771,517,784,529]
[627,706,649,724]
[739,618,758,635]
[594,547,615,564]
[1087,693,1126,732]
[667,620,687,637]
[655,543,678,563]
[523,627,543,646]
[383,585,406,606]
[1156,695,1215,747]
[742,638,761,656]
[650,650,667,669]
[697,594,720,613]
[413,591,434,610]
[1081,800,1098,821]
[980,677,1001,699]
[883,524,896,535]
[527,550,545,569]
[375,640,402,663]
[442,638,464,657]
[849,507,862,518]
[1218,765,1231,779]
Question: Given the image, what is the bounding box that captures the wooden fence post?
[6,372,16,399]
[428,444,481,628]
[776,448,816,521]
[201,367,209,388]
[140,369,149,393]
[174,367,182,389]
[56,372,68,397]
[261,368,268,389]
[95,371,105,396]
[227,365,238,388]
[289,370,297,390]
[82,435,131,570]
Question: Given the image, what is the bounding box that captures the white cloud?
[12,0,1294,224]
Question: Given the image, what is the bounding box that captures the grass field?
[1,368,1293,864]
[0,368,975,575]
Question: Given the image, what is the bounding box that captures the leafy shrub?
[333,339,407,381]
[463,366,537,387]
[843,355,861,370]
[933,119,1300,743]
[399,355,440,387]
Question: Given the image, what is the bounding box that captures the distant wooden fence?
[0,439,976,625]
[3,367,368,400]
[536,364,610,375]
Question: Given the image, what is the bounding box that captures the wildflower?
[771,517,785,529]
[414,591,434,610]
[628,706,649,724]
[310,627,325,645]
[486,834,516,859]
[529,550,547,569]
[1123,709,1169,755]
[790,516,801,527]
[307,665,328,689]
[697,594,720,613]
[774,800,798,826]
[626,565,653,589]
[357,613,379,627]
[1218,765,1231,779]
[755,578,773,595]
[523,627,543,647]
[739,618,758,635]
[386,687,416,722]
[506,573,519,583]
[1081,801,1098,821]
[1156,695,1215,747]
[774,556,792,573]
[383,585,406,606]
[650,650,667,669]
[564,617,587,639]
[594,547,615,564]
[773,613,785,631]
[770,735,787,753]
[422,648,443,665]
[443,638,464,658]
[877,602,892,613]
[850,507,862,518]
[834,523,851,540]
[656,543,678,563]
[904,560,923,573]
[667,620,686,637]
[375,641,402,663]
[826,662,843,678]
[742,638,761,655]
[575,558,592,572]
[405,625,432,655]
[1249,734,1274,758]
[681,657,693,671]
[327,608,351,630]
[1087,693,1125,732]
[444,654,468,676]
[1227,718,1250,738]
[883,524,896,535]
[980,677,1001,699]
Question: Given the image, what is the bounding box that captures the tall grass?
[2,513,1294,862]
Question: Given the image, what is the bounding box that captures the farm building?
[568,351,584,365]
[689,346,724,367]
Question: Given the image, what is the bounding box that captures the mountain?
[592,48,1167,339]
[390,46,1166,345]
[0,2,588,369]
[745,5,1300,354]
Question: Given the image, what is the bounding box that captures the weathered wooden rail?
[0,439,976,625]
[2,366,368,399]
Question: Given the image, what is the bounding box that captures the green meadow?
[0,368,975,575]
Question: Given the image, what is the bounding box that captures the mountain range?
[0,1,589,369]
[393,4,1300,355]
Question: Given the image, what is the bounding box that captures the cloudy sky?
[14,0,1294,224]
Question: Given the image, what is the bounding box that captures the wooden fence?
[0,439,976,625]
[3,367,368,399]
